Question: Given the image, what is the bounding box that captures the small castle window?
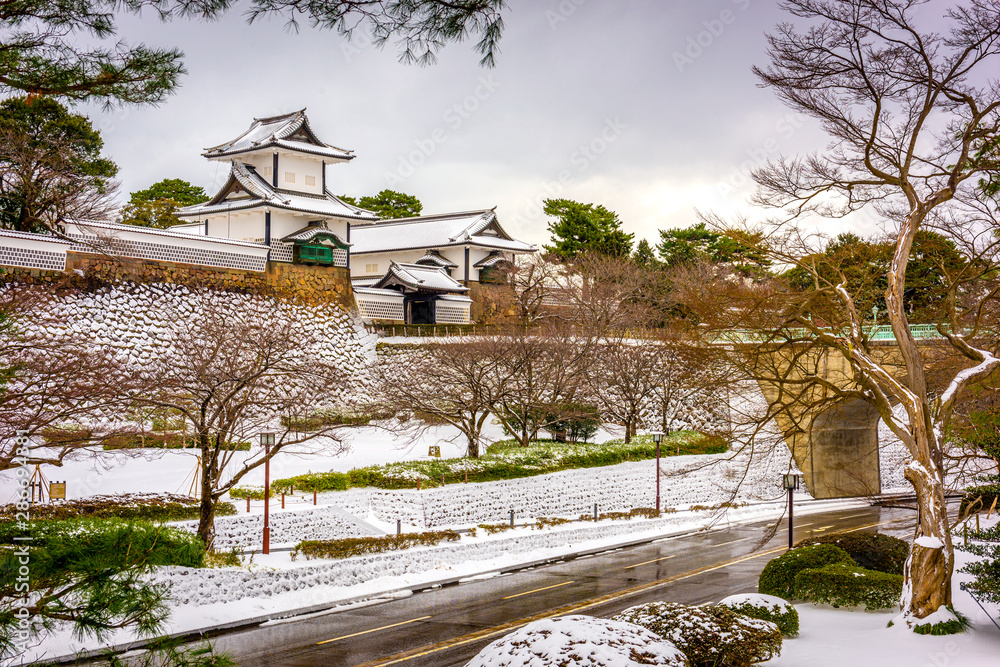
[284,171,295,183]
[366,263,379,274]
[304,175,316,186]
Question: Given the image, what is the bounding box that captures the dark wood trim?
[464,247,470,284]
[265,211,271,259]
[272,153,278,188]
[346,222,351,270]
[322,160,326,192]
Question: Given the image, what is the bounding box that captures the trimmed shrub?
[912,607,970,636]
[0,518,206,568]
[0,493,235,523]
[758,543,854,599]
[465,615,688,667]
[477,523,514,535]
[793,562,902,610]
[614,601,782,667]
[796,531,908,575]
[719,593,799,637]
[228,486,275,501]
[293,530,461,560]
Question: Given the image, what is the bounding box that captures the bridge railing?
[718,323,951,345]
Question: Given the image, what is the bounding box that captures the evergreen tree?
[656,223,770,277]
[632,238,658,268]
[0,96,118,233]
[542,198,633,261]
[120,178,208,229]
[358,189,423,218]
[0,1,507,107]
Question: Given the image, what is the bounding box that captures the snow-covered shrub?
[0,493,234,523]
[464,614,688,667]
[758,543,854,599]
[718,593,799,636]
[911,607,970,635]
[793,562,902,610]
[613,601,781,666]
[293,530,461,560]
[795,532,908,575]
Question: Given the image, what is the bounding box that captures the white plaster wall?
[277,153,324,195]
[206,212,265,242]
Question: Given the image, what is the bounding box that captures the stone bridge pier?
[756,345,916,499]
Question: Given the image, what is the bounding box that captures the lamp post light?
[261,432,276,555]
[652,432,664,513]
[782,472,801,549]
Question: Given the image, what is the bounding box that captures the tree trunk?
[196,455,216,550]
[902,433,954,620]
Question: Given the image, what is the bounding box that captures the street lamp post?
[652,432,664,513]
[782,473,801,549]
[261,432,275,555]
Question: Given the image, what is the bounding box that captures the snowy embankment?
[177,431,804,551]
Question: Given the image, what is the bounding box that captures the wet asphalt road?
[209,504,918,667]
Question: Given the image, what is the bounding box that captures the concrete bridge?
[747,324,956,499]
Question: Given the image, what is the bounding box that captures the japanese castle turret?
[175,109,378,266]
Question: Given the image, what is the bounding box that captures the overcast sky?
[81,0,850,249]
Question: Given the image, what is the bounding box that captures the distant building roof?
[176,162,379,221]
[202,109,355,161]
[350,209,536,255]
[373,261,469,294]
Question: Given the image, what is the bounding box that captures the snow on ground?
[768,543,1000,666]
[0,421,624,503]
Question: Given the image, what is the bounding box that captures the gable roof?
[280,222,350,246]
[473,251,512,268]
[415,250,458,269]
[202,109,355,161]
[350,209,536,255]
[374,262,469,294]
[175,162,379,221]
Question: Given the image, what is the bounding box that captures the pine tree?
[542,198,633,261]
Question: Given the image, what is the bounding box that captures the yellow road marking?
[712,536,754,547]
[809,525,835,532]
[315,616,432,645]
[351,518,898,666]
[624,554,676,569]
[502,580,575,600]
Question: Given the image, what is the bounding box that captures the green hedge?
[0,518,205,568]
[758,544,854,599]
[719,594,799,637]
[793,562,903,610]
[293,530,461,560]
[248,431,725,494]
[228,486,275,501]
[795,532,909,575]
[613,601,782,667]
[0,493,235,523]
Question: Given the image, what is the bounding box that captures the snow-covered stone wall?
[12,280,379,409]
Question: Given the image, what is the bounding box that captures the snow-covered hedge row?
[173,503,383,551]
[153,509,766,606]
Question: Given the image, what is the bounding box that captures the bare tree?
[131,292,350,548]
[377,335,515,458]
[0,285,135,471]
[694,0,1000,624]
[490,322,593,447]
